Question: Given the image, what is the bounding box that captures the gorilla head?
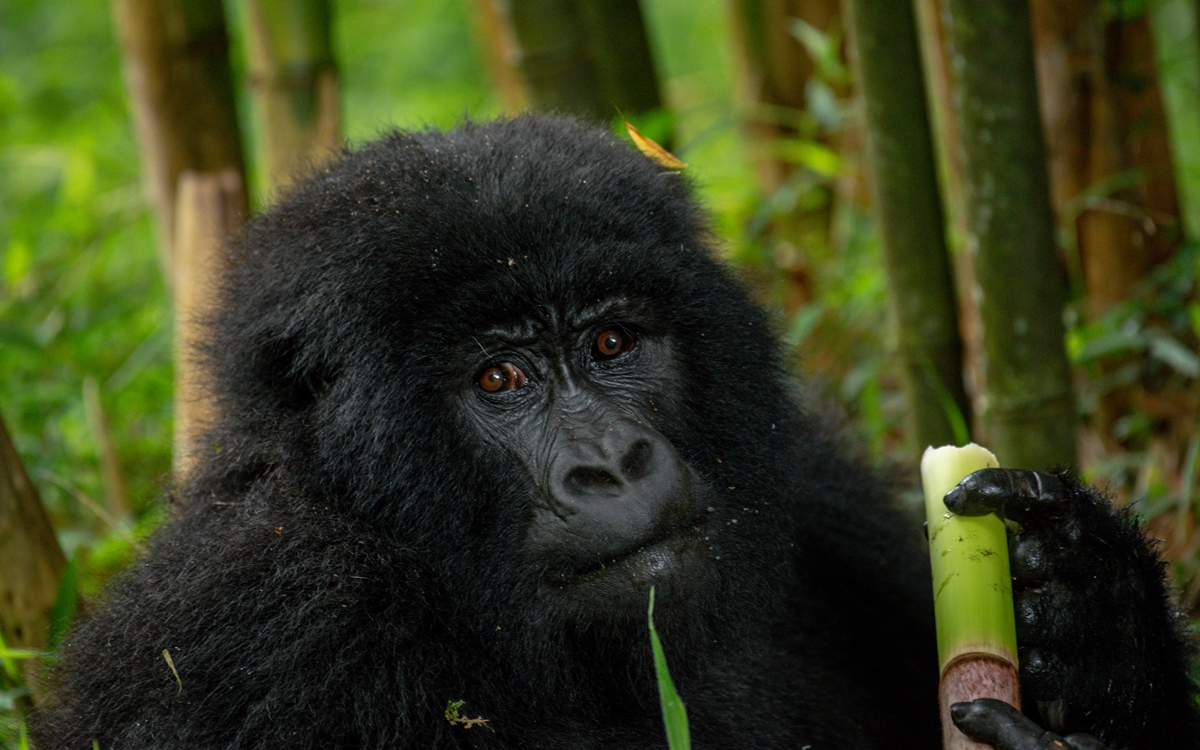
[203,116,808,626]
[33,116,1198,750]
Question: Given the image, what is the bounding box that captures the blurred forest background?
[2,0,1200,744]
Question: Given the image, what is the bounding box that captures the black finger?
[1063,734,1108,750]
[951,698,1069,749]
[1010,536,1051,584]
[1015,590,1048,634]
[1018,647,1062,699]
[944,469,1065,523]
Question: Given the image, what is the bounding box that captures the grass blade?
[648,587,690,750]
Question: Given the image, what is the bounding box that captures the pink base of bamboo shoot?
[939,654,1021,749]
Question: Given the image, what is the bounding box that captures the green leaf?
[18,711,30,750]
[47,549,81,649]
[0,629,40,685]
[1148,333,1200,377]
[4,239,32,287]
[784,303,823,349]
[774,139,842,177]
[805,79,844,131]
[1069,327,1146,362]
[648,587,690,750]
[918,355,970,446]
[788,18,849,84]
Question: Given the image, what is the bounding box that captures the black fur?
[32,116,1198,749]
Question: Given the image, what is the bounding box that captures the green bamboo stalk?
[922,443,1019,749]
[110,0,247,269]
[505,0,663,122]
[845,0,971,456]
[1150,0,1200,241]
[244,0,340,190]
[937,0,1077,471]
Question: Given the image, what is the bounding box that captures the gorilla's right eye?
[595,328,636,358]
[478,363,527,392]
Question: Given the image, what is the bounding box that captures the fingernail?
[950,702,971,721]
[943,486,963,511]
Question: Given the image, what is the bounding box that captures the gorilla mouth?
[548,522,706,587]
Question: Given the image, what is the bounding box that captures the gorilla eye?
[478,363,527,392]
[595,329,636,359]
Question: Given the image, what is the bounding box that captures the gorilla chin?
[540,531,712,619]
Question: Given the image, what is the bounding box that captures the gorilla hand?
[944,469,1200,747]
[952,699,1106,750]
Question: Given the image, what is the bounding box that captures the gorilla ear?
[254,337,337,411]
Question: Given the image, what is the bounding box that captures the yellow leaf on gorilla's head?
[624,121,686,170]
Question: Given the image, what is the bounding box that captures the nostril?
[620,440,654,481]
[564,466,621,495]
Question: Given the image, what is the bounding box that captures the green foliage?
[1069,242,1200,526]
[46,551,80,652]
[1069,243,1200,433]
[648,587,690,750]
[1152,0,1200,240]
[640,0,758,241]
[0,634,38,749]
[0,0,172,562]
[335,0,498,138]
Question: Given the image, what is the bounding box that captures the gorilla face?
[454,296,712,608]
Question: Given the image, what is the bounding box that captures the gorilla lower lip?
[609,540,680,585]
[553,530,698,587]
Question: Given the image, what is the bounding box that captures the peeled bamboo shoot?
[922,443,1019,749]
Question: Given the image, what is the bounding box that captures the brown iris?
[595,329,636,358]
[478,362,527,392]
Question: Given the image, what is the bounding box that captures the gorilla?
[33,116,1199,749]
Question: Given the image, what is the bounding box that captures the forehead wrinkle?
[474,294,647,351]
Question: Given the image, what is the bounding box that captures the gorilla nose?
[547,421,684,523]
[530,419,690,571]
[561,439,654,498]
